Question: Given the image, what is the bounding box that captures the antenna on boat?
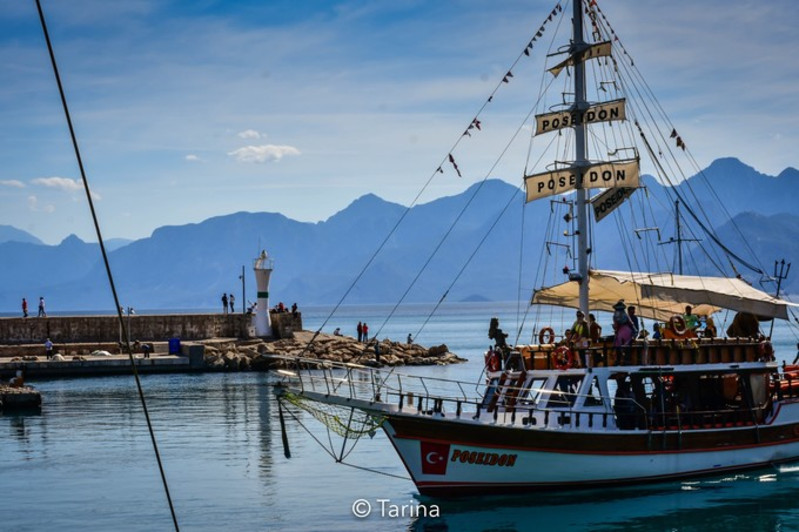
[769,259,791,338]
[658,200,700,274]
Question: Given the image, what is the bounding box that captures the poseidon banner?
[535,99,626,135]
[548,41,612,77]
[591,186,637,222]
[524,159,639,202]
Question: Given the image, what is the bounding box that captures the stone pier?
[0,311,302,345]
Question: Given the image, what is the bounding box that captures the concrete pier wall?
[0,311,302,345]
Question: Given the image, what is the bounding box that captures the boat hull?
[383,407,799,496]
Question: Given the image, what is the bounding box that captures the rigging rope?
[34,2,179,529]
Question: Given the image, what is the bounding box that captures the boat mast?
[573,0,590,314]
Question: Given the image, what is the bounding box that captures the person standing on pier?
[45,338,53,359]
[362,322,369,342]
[222,293,228,314]
[357,321,363,342]
[38,297,46,317]
[22,298,28,318]
[229,293,235,314]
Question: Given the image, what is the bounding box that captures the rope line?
[34,2,179,529]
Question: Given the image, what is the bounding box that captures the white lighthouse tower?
[252,250,274,337]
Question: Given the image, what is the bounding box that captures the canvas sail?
[535,99,626,136]
[548,41,612,77]
[525,159,639,202]
[531,269,796,321]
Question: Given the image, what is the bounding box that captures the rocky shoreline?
[201,331,467,371]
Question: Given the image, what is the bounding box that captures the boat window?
[583,376,604,407]
[519,378,548,405]
[546,376,582,408]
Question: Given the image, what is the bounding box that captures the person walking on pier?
[22,298,28,318]
[38,297,46,317]
[222,293,228,314]
[229,293,235,314]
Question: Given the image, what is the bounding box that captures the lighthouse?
[252,250,274,337]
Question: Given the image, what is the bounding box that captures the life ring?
[550,346,575,370]
[484,351,501,372]
[539,327,556,345]
[670,315,687,336]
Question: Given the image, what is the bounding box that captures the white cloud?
[227,144,301,163]
[185,154,201,162]
[237,129,263,139]
[27,195,55,213]
[31,176,82,192]
[0,179,25,188]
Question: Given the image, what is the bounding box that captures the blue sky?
[0,0,797,245]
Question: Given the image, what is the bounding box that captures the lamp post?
[238,265,245,314]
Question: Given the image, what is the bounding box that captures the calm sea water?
[2,302,799,531]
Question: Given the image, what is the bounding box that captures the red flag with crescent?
[420,441,450,475]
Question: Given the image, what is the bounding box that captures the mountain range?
[0,157,796,312]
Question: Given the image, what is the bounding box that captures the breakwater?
[0,311,301,345]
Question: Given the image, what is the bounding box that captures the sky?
[0,0,797,245]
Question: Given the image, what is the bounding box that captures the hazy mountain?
[0,158,795,312]
[0,225,42,245]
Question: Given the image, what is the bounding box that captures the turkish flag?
[420,441,450,475]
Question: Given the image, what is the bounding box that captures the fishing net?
[281,390,384,439]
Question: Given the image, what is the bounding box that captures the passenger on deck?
[588,313,602,343]
[683,306,700,333]
[627,305,640,339]
[726,311,760,338]
[612,300,634,365]
[703,316,717,338]
[652,323,662,340]
[568,311,589,346]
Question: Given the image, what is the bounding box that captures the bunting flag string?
[431,1,562,181]
[448,154,462,177]
[669,128,686,150]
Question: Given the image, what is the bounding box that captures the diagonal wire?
[34,2,179,530]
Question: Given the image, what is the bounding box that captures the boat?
[274,0,799,496]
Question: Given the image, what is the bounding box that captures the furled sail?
[591,187,636,222]
[531,269,796,321]
[535,99,626,136]
[548,41,612,77]
[524,159,639,202]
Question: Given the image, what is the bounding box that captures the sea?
[2,301,799,531]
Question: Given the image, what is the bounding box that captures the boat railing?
[274,355,475,403]
[275,356,773,432]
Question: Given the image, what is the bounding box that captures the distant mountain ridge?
[0,157,796,312]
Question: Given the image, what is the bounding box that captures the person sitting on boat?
[683,305,700,333]
[703,315,717,338]
[652,323,662,340]
[612,300,634,364]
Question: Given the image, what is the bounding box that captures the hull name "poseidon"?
[451,449,518,467]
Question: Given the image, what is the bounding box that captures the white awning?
[532,269,795,321]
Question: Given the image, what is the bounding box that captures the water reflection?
[409,468,799,531]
